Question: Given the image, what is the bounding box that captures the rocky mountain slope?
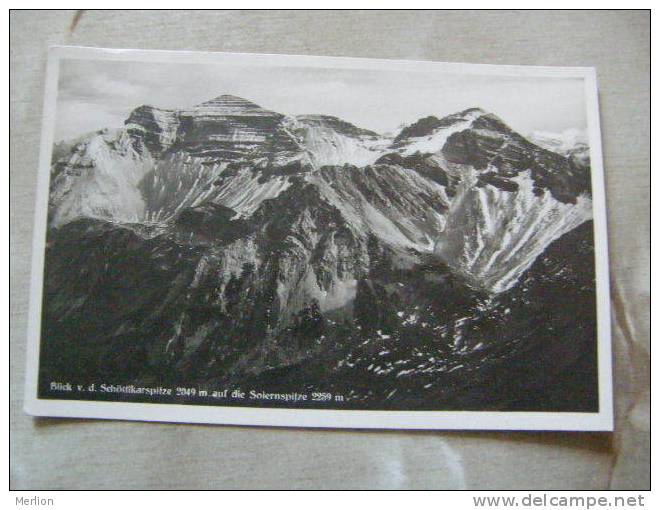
[40,94,596,410]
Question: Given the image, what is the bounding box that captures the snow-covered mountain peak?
[393,108,489,145]
[294,114,390,167]
[49,98,592,297]
[191,94,277,117]
[526,129,591,172]
[391,109,492,158]
[49,128,154,227]
[197,93,257,106]
[296,114,381,139]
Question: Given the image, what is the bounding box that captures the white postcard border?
[23,46,614,431]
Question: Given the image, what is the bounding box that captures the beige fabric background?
[10,10,650,489]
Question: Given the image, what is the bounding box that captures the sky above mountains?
[55,58,588,142]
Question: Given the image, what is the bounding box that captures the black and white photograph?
[23,46,612,430]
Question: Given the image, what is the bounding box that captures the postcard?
[23,46,612,430]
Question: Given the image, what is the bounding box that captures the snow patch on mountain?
[435,169,592,292]
[393,108,486,157]
[48,95,593,299]
[527,128,588,155]
[49,129,154,228]
[141,154,227,222]
[214,170,293,217]
[295,115,390,167]
[125,105,180,154]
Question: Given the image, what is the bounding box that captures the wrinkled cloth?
[9,10,649,489]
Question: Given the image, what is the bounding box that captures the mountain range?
[40,94,597,411]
